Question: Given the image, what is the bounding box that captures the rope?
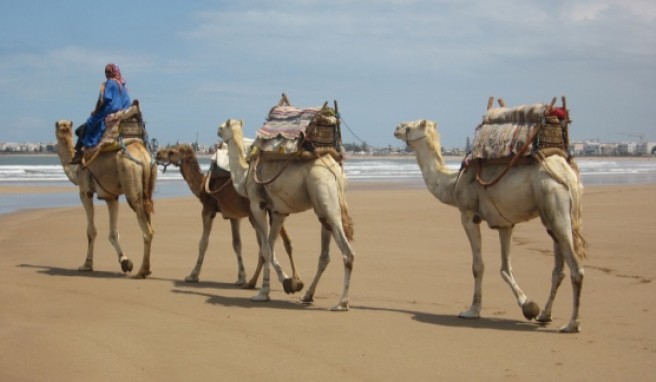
[252,154,293,185]
[204,174,233,195]
[475,125,542,188]
[87,166,118,199]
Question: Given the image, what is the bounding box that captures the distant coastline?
[1,152,654,161]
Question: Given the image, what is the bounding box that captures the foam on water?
[1,155,655,214]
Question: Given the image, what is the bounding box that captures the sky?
[1,0,654,149]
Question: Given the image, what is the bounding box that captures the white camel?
[394,119,586,332]
[218,119,356,311]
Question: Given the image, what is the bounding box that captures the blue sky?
[1,0,654,149]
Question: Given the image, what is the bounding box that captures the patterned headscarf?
[104,63,126,86]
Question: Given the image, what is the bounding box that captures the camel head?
[55,120,74,143]
[155,144,195,170]
[393,119,439,145]
[217,119,244,144]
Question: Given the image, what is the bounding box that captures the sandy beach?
[1,182,654,381]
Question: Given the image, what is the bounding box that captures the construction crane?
[616,132,645,143]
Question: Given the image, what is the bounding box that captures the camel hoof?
[522,301,541,320]
[120,258,134,273]
[536,313,552,323]
[458,309,480,319]
[242,282,257,290]
[330,302,349,312]
[131,270,151,279]
[78,264,93,272]
[559,322,581,333]
[184,275,199,283]
[251,291,270,302]
[282,278,304,294]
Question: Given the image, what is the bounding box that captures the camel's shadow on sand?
[18,263,129,279]
[352,304,545,333]
[20,263,550,332]
[171,281,318,311]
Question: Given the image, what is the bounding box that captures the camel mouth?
[393,126,407,140]
[154,152,176,168]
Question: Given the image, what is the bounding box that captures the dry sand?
[1,182,654,381]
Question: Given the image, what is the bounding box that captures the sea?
[1,154,655,215]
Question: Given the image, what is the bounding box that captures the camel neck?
[224,133,249,197]
[412,138,457,206]
[179,153,204,198]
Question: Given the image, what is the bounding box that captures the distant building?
[617,142,637,156]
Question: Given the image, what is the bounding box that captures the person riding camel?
[70,63,131,164]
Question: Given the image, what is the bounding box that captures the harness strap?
[475,124,542,188]
[252,154,293,185]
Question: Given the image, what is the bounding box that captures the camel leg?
[131,204,154,279]
[561,251,584,333]
[498,227,540,320]
[459,215,484,318]
[266,214,292,290]
[185,208,215,283]
[301,226,332,305]
[243,227,263,289]
[229,218,247,285]
[538,190,585,333]
[279,226,303,292]
[78,191,97,271]
[250,204,272,302]
[551,227,584,333]
[536,240,566,324]
[105,198,133,274]
[118,158,153,279]
[328,222,355,312]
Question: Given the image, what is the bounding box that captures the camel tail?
[143,158,156,216]
[540,156,587,260]
[338,186,354,242]
[569,163,587,260]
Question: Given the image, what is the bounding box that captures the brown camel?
[54,120,156,278]
[155,144,301,289]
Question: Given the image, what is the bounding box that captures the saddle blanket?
[84,104,144,157]
[468,103,548,160]
[211,137,254,172]
[254,105,337,155]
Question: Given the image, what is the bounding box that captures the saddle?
[83,100,148,163]
[248,93,343,162]
[463,96,573,187]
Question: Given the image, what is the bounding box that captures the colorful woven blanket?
[254,105,323,155]
[469,104,548,160]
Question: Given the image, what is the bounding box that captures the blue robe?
[83,79,131,148]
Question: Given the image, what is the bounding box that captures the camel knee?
[108,232,119,243]
[472,262,484,279]
[571,269,584,286]
[319,254,330,270]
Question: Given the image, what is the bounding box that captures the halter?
[401,123,429,144]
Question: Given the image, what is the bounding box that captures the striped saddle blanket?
[253,105,337,156]
[468,103,567,160]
